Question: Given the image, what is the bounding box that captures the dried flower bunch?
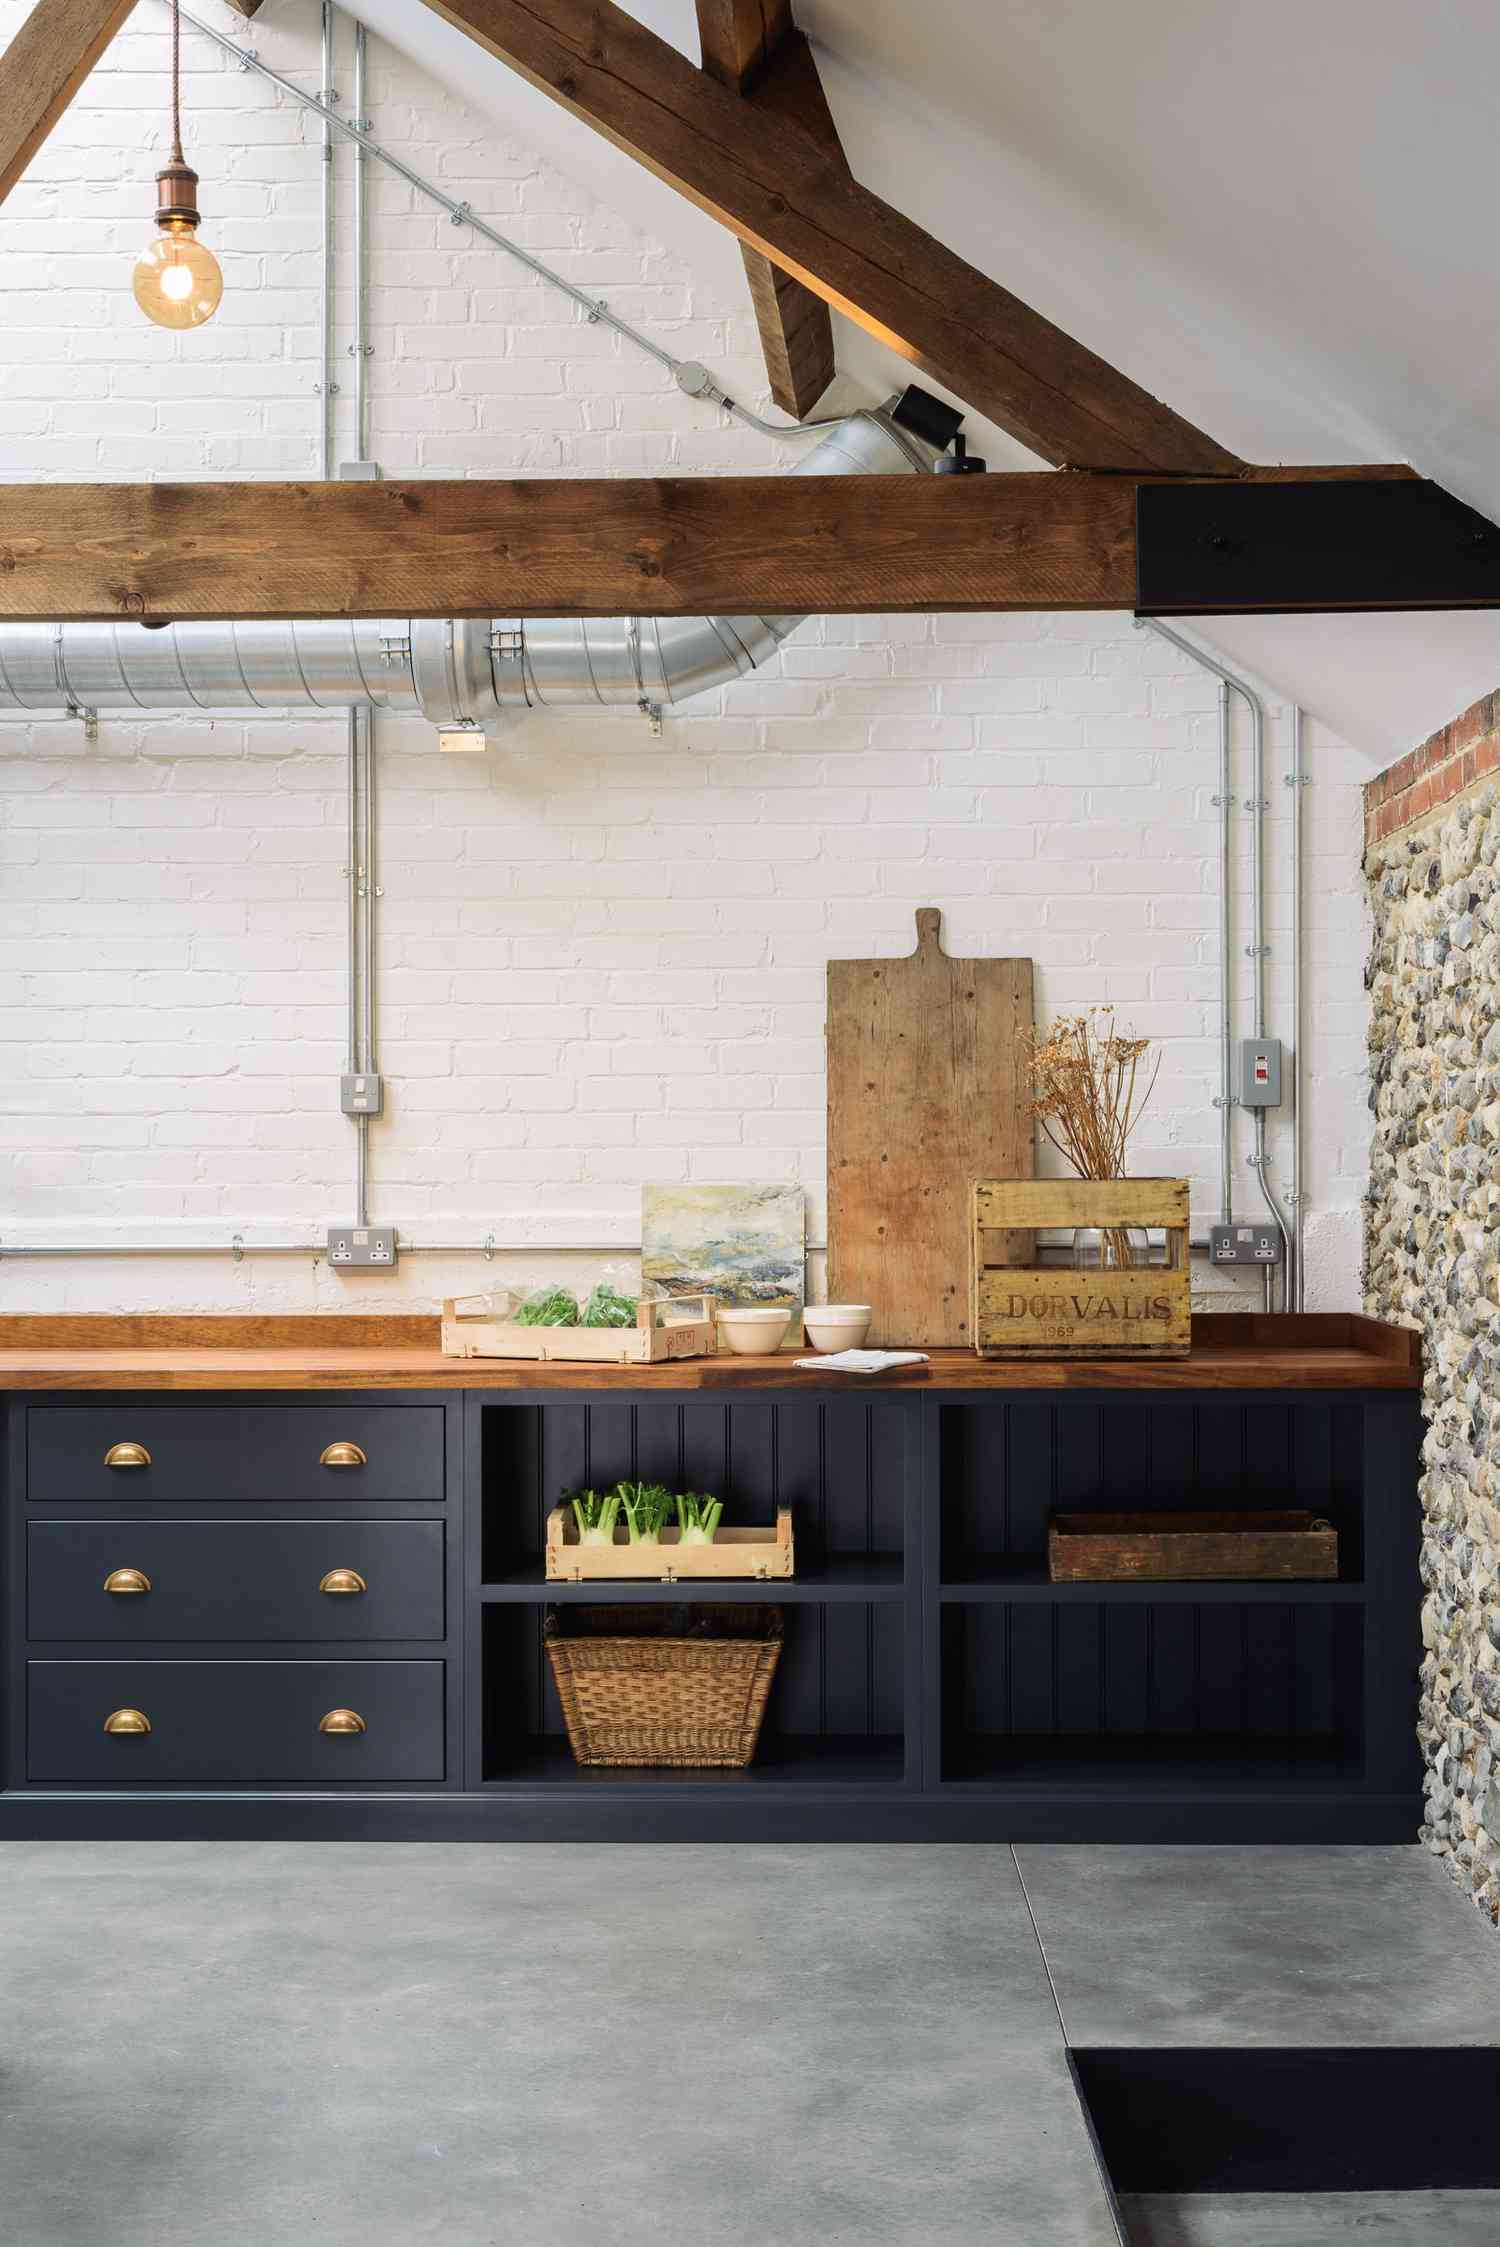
[1027,1011,1160,1181]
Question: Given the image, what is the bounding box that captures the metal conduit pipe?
[1139,620,1236,1235]
[1289,703,1306,1309]
[0,407,937,727]
[351,18,371,465]
[0,1237,1229,1262]
[1214,677,1232,1227]
[1137,618,1296,1310]
[318,0,336,481]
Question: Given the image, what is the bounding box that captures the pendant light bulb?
[133,216,223,331]
[135,0,222,330]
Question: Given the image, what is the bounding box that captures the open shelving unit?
[466,1371,1422,1839]
[471,1389,914,1799]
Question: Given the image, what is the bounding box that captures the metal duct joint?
[0,405,941,729]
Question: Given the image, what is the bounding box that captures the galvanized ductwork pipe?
[0,406,939,729]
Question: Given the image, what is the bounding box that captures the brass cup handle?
[319,1568,367,1596]
[104,1442,151,1471]
[319,1441,367,1470]
[103,1568,152,1596]
[103,1708,151,1736]
[319,1708,366,1736]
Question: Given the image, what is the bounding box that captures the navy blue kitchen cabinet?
[0,1375,1423,1841]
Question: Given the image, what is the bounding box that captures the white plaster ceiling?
[345,0,1500,760]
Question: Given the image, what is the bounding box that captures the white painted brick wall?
[0,0,1371,1313]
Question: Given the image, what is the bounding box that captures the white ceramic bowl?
[802,1304,873,1352]
[716,1306,793,1355]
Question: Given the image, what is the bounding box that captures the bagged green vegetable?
[515,1286,580,1327]
[582,1283,637,1329]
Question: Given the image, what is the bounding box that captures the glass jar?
[1071,1225,1152,1270]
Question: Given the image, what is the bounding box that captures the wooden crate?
[1049,1509,1339,1583]
[440,1292,715,1365]
[545,1504,794,1582]
[971,1178,1191,1357]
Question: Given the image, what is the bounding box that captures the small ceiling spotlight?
[132,0,223,331]
[932,433,987,475]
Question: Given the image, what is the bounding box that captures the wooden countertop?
[0,1314,1419,1391]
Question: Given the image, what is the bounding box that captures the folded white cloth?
[793,1349,929,1374]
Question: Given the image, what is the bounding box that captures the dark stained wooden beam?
[0,474,1137,620]
[0,0,138,203]
[416,0,1242,473]
[695,0,788,92]
[0,469,1435,625]
[696,3,838,420]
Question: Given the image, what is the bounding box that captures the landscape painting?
[641,1184,805,1327]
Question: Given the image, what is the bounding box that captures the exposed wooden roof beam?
[416,0,1242,472]
[695,2,839,420]
[0,468,1441,624]
[0,0,138,204]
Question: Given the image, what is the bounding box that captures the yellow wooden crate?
[970,1179,1191,1358]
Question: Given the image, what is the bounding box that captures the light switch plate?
[340,1072,384,1117]
[1239,1037,1283,1107]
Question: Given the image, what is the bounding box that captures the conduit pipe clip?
[1244,944,1271,959]
[237,46,257,68]
[449,202,471,228]
[232,1235,244,1264]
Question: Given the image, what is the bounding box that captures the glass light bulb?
[133,226,222,330]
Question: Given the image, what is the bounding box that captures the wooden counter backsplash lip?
[0,1313,1420,1390]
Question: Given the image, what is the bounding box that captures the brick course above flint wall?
[1363,689,1500,852]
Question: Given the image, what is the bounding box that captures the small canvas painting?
[641,1184,805,1329]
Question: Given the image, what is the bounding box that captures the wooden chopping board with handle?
[827,908,1034,1347]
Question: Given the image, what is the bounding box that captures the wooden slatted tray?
[545,1504,795,1582]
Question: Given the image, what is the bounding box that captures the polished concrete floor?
[0,1843,1496,2246]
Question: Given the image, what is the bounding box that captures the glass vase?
[1071,1225,1151,1270]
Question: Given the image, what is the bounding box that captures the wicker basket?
[544,1606,783,1768]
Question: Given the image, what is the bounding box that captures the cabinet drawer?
[27,1404,445,1504]
[27,1660,445,1783]
[28,1520,445,1643]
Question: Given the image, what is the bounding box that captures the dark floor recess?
[1072,2048,1500,2194]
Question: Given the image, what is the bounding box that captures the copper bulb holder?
[154,159,201,231]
